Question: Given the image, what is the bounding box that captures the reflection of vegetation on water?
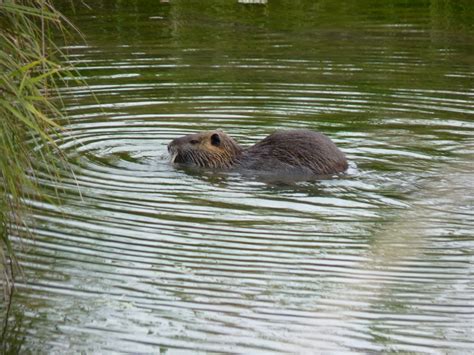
[61,0,473,93]
[70,0,474,30]
[0,0,78,344]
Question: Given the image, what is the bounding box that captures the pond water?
[5,0,474,353]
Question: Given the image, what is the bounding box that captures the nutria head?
[168,130,243,169]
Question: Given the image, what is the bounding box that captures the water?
[4,0,474,353]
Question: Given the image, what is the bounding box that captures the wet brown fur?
[168,129,348,176]
[168,130,243,169]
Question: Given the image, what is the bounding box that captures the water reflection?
[239,0,268,4]
[5,0,474,353]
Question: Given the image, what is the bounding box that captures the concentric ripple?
[6,1,474,353]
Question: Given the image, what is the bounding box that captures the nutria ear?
[211,133,221,146]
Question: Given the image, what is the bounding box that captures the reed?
[0,0,77,313]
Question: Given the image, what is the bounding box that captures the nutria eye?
[190,139,199,144]
[211,133,220,146]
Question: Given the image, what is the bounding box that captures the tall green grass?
[0,0,77,310]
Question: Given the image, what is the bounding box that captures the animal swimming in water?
[168,129,348,177]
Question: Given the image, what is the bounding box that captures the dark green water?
[4,0,474,353]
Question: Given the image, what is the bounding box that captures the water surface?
[4,0,474,353]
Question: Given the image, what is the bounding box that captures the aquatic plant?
[0,0,78,325]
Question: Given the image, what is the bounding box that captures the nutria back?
[240,130,348,175]
[168,129,347,177]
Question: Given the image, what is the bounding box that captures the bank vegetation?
[0,0,78,336]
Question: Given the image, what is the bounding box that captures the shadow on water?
[5,0,474,352]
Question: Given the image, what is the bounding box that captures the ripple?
[8,3,474,353]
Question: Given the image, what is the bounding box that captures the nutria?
[168,129,348,176]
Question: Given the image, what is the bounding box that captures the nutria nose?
[168,136,188,151]
[167,138,177,153]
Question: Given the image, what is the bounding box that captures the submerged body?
[168,129,348,177]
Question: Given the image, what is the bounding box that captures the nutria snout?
[168,129,348,176]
